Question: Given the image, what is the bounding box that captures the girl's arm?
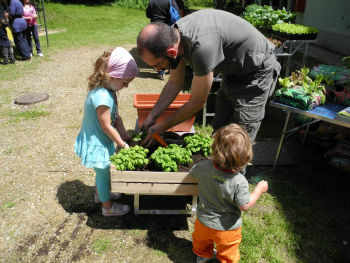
[239,181,268,212]
[114,114,132,144]
[97,105,128,149]
[31,6,37,19]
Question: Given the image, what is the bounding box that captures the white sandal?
[102,202,130,216]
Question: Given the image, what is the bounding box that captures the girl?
[74,47,138,216]
[22,0,43,57]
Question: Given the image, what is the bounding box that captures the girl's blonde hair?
[87,49,113,91]
[211,124,253,172]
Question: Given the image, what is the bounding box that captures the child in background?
[0,19,15,65]
[189,124,268,263]
[74,47,138,216]
[22,0,43,57]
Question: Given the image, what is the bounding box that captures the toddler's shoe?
[196,249,217,263]
[102,202,130,216]
[94,192,121,203]
[38,53,44,57]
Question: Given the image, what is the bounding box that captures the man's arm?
[141,59,187,130]
[158,70,213,133]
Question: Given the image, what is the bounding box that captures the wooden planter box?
[110,164,198,215]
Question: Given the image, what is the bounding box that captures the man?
[146,0,180,80]
[137,9,281,147]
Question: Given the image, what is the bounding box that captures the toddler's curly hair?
[87,49,113,91]
[211,124,253,172]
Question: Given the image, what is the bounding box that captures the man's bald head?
[137,22,178,59]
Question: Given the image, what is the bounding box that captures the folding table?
[269,101,350,170]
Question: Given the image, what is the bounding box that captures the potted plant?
[241,4,296,34]
[275,67,326,110]
[272,23,318,40]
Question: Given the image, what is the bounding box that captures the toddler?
[0,19,15,64]
[189,124,268,263]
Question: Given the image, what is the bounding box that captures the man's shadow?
[56,180,195,262]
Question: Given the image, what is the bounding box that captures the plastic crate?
[133,93,195,132]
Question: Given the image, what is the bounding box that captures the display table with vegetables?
[110,134,213,215]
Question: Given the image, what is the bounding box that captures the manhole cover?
[14,93,49,105]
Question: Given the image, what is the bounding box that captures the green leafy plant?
[150,144,193,172]
[110,145,149,171]
[241,5,296,29]
[342,56,350,70]
[131,126,148,143]
[272,23,318,34]
[279,67,326,105]
[183,134,213,157]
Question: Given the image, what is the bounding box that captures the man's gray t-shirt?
[175,9,275,76]
[189,160,251,230]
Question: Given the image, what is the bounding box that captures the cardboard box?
[133,93,195,132]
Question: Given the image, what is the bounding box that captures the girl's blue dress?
[74,87,118,169]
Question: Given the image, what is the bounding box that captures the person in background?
[0,18,15,64]
[175,0,185,17]
[22,0,43,57]
[189,124,268,263]
[146,0,180,80]
[4,0,30,60]
[74,47,138,216]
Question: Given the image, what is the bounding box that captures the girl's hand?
[123,142,130,149]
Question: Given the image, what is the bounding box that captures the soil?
[138,152,209,173]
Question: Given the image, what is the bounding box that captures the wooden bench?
[110,164,198,215]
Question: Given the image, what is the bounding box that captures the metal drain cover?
[14,93,49,105]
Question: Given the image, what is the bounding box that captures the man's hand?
[140,116,156,132]
[140,123,166,148]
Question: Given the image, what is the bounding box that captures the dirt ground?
[0,45,198,263]
[1,45,350,263]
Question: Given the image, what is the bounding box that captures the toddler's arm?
[239,180,268,211]
[97,105,128,149]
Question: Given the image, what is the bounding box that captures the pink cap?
[107,47,138,79]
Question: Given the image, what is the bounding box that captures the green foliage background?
[41,0,214,10]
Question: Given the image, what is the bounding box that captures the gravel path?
[0,45,193,262]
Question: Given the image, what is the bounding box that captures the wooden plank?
[110,164,197,184]
[111,182,198,195]
[134,209,193,215]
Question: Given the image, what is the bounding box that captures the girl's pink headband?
[107,47,138,79]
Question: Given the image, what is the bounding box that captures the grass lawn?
[1,3,349,263]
